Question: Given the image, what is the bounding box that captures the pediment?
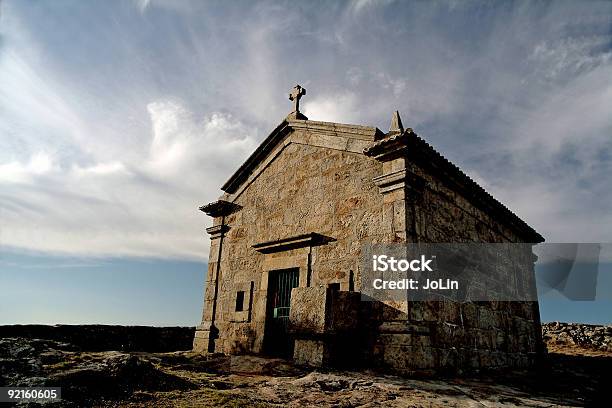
[221,118,384,194]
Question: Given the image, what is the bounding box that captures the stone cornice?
[199,200,241,217]
[373,169,426,194]
[252,233,335,254]
[363,129,414,161]
[288,119,383,141]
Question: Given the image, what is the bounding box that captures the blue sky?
[1,0,611,325]
[0,251,203,326]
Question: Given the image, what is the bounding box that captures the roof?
[365,130,544,243]
[217,116,543,243]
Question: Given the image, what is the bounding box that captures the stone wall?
[0,325,195,352]
[365,155,542,374]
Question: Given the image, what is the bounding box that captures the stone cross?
[289,85,306,114]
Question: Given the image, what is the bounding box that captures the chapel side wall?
[209,133,389,355]
[376,161,542,373]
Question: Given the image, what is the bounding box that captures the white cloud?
[509,64,612,154]
[303,92,361,124]
[2,0,612,263]
[0,49,88,159]
[529,35,612,82]
[72,162,128,177]
[0,152,57,184]
[0,102,257,260]
[348,0,395,15]
[135,0,152,13]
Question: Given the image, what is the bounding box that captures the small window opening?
[235,291,245,312]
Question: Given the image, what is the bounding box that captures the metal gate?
[264,268,299,357]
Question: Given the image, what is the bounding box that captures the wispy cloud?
[0,99,256,259]
[1,0,612,262]
[135,0,152,14]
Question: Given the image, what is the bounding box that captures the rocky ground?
[542,322,612,356]
[0,322,610,407]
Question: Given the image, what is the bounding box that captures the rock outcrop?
[543,322,612,353]
[0,337,195,405]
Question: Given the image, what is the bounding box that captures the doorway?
[263,268,299,357]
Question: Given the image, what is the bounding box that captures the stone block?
[407,346,437,369]
[438,301,461,324]
[423,301,438,322]
[438,347,459,370]
[379,333,410,347]
[409,302,424,321]
[289,287,328,334]
[433,322,465,346]
[329,291,360,331]
[478,307,497,330]
[192,329,210,353]
[293,339,329,367]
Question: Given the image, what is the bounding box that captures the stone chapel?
[193,85,544,374]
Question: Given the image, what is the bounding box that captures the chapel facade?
[193,85,544,374]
